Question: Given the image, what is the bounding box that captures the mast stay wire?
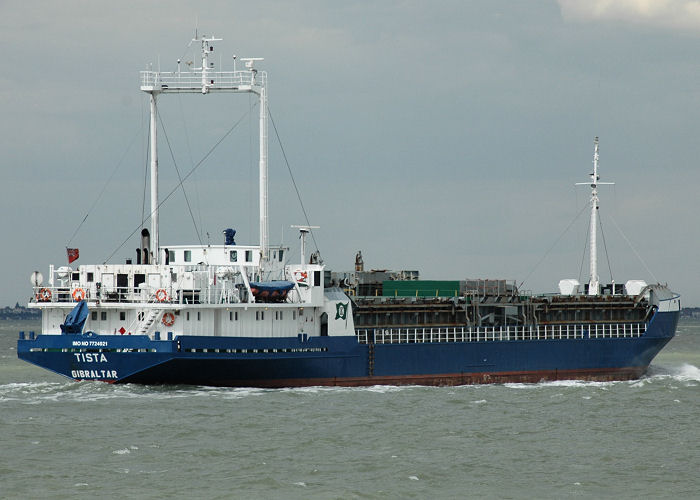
[607,214,659,284]
[598,213,614,284]
[103,103,256,263]
[157,111,205,250]
[177,93,205,241]
[141,99,150,232]
[267,106,320,256]
[578,211,591,284]
[519,202,589,290]
[66,126,142,247]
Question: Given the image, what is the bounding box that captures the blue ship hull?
[16,310,679,387]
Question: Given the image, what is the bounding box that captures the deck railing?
[31,285,243,306]
[356,322,646,344]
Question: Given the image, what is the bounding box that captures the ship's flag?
[67,248,79,263]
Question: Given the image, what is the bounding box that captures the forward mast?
[576,137,614,296]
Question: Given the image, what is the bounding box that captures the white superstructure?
[29,36,354,341]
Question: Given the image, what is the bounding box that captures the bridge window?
[134,273,145,292]
[168,250,176,263]
[229,250,237,262]
[279,249,284,262]
[245,250,253,262]
[184,250,192,262]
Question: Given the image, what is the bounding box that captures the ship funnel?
[141,229,151,265]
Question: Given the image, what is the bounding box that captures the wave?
[644,363,700,382]
[3,363,697,403]
[502,379,616,390]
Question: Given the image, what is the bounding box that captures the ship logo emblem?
[293,270,308,286]
[335,302,348,320]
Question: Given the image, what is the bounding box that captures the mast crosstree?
[140,35,269,267]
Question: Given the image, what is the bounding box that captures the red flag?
[67,248,79,263]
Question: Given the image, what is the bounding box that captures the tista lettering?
[73,352,108,363]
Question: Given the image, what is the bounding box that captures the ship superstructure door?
[101,273,115,293]
[148,273,161,291]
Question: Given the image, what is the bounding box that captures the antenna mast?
[140,36,269,269]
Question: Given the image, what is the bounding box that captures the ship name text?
[73,353,108,363]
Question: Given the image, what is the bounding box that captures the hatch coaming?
[351,293,653,329]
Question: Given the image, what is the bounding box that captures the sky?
[1,0,699,306]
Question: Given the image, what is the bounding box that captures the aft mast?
[140,35,269,269]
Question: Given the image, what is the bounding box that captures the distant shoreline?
[0,305,40,321]
[680,307,700,319]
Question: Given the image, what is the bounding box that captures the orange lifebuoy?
[72,287,86,301]
[162,312,175,327]
[155,289,168,302]
[37,288,52,302]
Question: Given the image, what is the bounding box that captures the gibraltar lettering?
[71,369,117,379]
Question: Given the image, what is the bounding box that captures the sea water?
[1,319,698,499]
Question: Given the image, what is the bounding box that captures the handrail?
[356,322,646,344]
[30,284,242,306]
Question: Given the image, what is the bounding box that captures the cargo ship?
[17,36,680,387]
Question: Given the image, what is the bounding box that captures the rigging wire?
[607,214,660,283]
[66,127,142,247]
[103,104,256,263]
[141,97,150,231]
[598,213,614,284]
[578,211,591,284]
[519,202,589,290]
[157,111,205,249]
[176,93,205,240]
[267,106,320,255]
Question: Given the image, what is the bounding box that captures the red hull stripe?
[171,366,648,389]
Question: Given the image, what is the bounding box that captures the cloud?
[557,0,700,32]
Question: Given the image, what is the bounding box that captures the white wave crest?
[659,363,700,382]
[503,379,616,390]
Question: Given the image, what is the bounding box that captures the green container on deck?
[382,280,461,297]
